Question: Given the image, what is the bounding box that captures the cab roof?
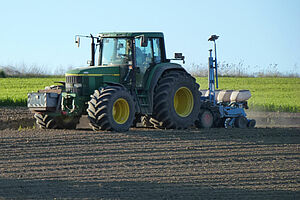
[98,32,164,38]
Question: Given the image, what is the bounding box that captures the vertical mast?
[208,35,219,105]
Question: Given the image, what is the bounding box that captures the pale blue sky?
[0,0,299,74]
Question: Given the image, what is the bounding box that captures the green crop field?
[0,77,64,106]
[0,77,299,112]
[196,77,300,112]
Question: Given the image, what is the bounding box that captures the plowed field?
[0,108,300,199]
[0,128,299,199]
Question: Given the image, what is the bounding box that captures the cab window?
[153,38,161,63]
[101,38,132,65]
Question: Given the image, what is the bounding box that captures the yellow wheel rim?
[113,98,130,124]
[174,87,194,117]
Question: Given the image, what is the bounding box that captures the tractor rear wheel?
[152,70,200,129]
[87,86,135,132]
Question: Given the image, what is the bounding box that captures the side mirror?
[174,53,185,64]
[175,53,183,59]
[75,36,80,48]
[140,35,148,47]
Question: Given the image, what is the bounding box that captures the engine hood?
[65,66,122,96]
[65,66,120,77]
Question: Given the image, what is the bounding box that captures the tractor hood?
[65,66,122,96]
[65,66,120,77]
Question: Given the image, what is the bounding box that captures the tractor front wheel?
[34,113,79,129]
[87,86,135,132]
[34,113,57,129]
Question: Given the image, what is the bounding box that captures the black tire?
[195,109,214,128]
[34,113,80,129]
[213,117,225,128]
[224,118,233,129]
[152,70,200,129]
[34,113,57,129]
[87,86,135,132]
[132,114,142,128]
[247,119,256,128]
[234,116,248,128]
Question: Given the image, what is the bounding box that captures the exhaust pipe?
[90,34,95,66]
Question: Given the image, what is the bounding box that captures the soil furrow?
[0,121,299,199]
[1,146,298,163]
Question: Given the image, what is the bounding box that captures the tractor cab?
[73,32,168,88]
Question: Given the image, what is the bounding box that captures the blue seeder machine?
[196,35,256,128]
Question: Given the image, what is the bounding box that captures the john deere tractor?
[28,32,201,131]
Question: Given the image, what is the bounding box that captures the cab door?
[135,38,162,88]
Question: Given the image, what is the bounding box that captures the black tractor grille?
[66,76,82,84]
[66,76,83,95]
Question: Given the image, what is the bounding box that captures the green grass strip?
[0,77,64,107]
[196,77,300,112]
[1,77,299,113]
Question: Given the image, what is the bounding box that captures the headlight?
[74,83,82,88]
[66,83,73,88]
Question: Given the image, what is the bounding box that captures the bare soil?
[0,107,33,130]
[1,107,300,130]
[0,107,300,199]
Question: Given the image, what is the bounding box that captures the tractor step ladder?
[136,89,150,113]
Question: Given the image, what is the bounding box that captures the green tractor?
[28,32,201,131]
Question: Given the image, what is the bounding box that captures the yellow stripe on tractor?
[65,74,120,77]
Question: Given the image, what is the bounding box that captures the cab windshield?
[101,38,132,66]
